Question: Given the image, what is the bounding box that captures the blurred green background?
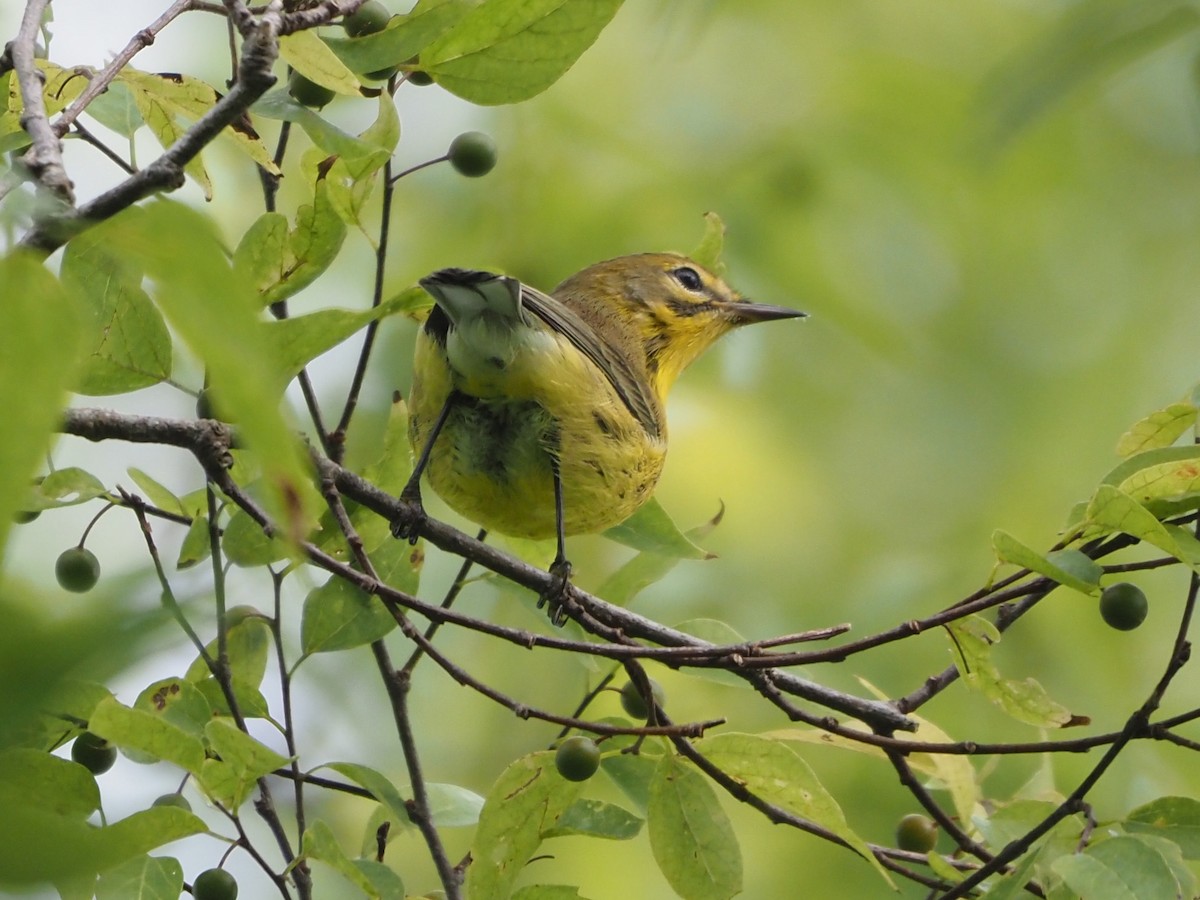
[5,0,1200,897]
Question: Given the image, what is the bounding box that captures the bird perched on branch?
[392,252,805,612]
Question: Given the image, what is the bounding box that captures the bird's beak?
[725,301,808,325]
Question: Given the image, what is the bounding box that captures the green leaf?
[301,575,396,654]
[263,302,405,384]
[600,751,658,813]
[301,820,391,897]
[422,0,624,105]
[133,677,213,739]
[83,81,143,138]
[280,29,363,95]
[1125,834,1196,897]
[126,468,185,517]
[193,676,271,720]
[690,212,726,276]
[991,531,1102,595]
[0,805,203,887]
[647,754,741,900]
[233,212,289,300]
[1087,485,1200,569]
[176,516,212,569]
[351,858,406,900]
[199,718,290,809]
[512,887,589,900]
[0,749,100,818]
[325,0,474,73]
[1099,444,1200,490]
[35,467,108,508]
[946,616,1078,728]
[1052,834,1182,900]
[1116,401,1198,456]
[465,751,585,899]
[118,68,280,175]
[87,697,206,774]
[1114,457,1200,515]
[603,497,711,560]
[91,807,207,873]
[324,762,412,829]
[275,178,349,307]
[597,504,722,604]
[104,202,318,537]
[425,782,487,828]
[542,798,643,840]
[1126,796,1200,858]
[60,228,173,395]
[221,506,289,567]
[0,255,84,552]
[184,610,272,690]
[975,844,1044,900]
[95,855,183,900]
[696,733,892,887]
[253,89,392,162]
[119,70,213,199]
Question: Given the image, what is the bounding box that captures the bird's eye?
[670,266,704,293]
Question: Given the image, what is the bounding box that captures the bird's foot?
[538,557,574,627]
[390,486,427,544]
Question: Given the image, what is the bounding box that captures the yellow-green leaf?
[991,530,1102,595]
[422,0,624,105]
[946,616,1078,728]
[1116,401,1197,456]
[280,30,363,95]
[696,733,892,887]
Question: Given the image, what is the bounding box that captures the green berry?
[56,547,100,593]
[288,71,335,109]
[447,131,497,177]
[555,736,600,782]
[1100,582,1148,631]
[72,732,117,774]
[193,867,238,900]
[619,679,665,720]
[895,813,937,853]
[343,0,391,37]
[407,69,434,86]
[152,793,192,812]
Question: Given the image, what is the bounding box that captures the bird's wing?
[519,284,662,439]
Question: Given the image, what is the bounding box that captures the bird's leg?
[539,444,573,626]
[391,390,459,543]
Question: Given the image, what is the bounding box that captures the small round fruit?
[447,131,497,177]
[895,813,937,853]
[288,71,335,109]
[193,867,238,900]
[72,732,117,775]
[407,69,434,86]
[555,736,600,782]
[56,547,100,593]
[152,793,192,812]
[1100,582,1148,631]
[343,0,390,37]
[619,679,665,720]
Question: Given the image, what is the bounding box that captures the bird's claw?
[390,488,427,544]
[539,558,574,626]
